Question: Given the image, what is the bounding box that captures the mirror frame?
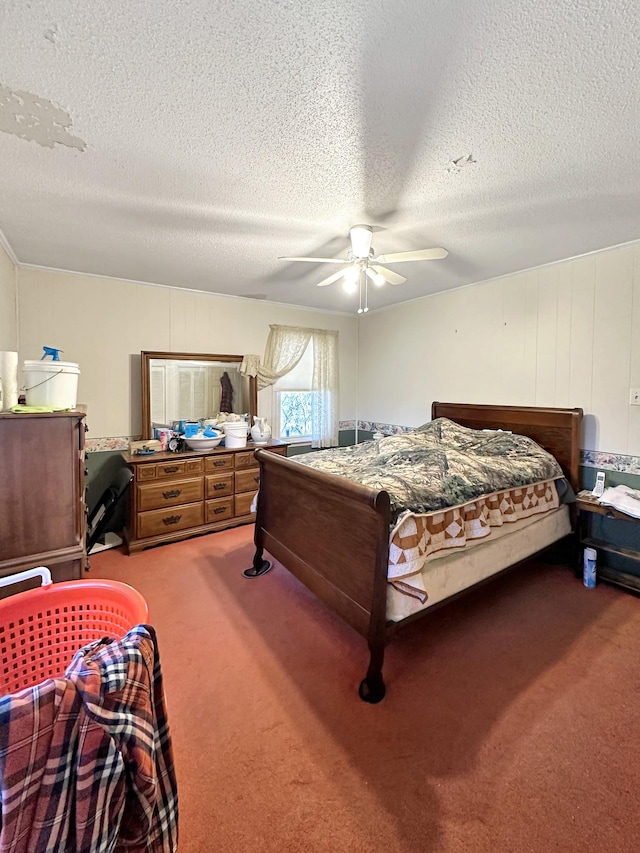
[140,351,257,440]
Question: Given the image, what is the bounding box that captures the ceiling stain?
[447,153,477,175]
[0,83,86,151]
[43,26,59,44]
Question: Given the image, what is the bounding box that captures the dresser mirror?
[141,351,257,440]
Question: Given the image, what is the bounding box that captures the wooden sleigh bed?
[245,402,583,703]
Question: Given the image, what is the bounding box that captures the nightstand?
[576,490,640,593]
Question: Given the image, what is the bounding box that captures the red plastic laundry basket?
[0,567,149,696]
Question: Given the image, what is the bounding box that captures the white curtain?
[241,324,339,448]
[310,329,339,448]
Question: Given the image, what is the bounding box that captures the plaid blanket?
[0,625,178,853]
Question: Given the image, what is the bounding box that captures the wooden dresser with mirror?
[123,351,287,554]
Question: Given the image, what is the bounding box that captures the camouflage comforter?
[296,418,564,522]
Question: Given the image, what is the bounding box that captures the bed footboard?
[246,449,391,702]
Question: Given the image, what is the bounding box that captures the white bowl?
[184,434,223,452]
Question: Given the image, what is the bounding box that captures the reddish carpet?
[91,527,640,852]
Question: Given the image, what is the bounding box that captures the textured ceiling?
[0,0,639,313]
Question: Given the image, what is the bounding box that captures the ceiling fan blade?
[277,256,348,264]
[316,268,349,287]
[370,264,407,285]
[374,247,448,263]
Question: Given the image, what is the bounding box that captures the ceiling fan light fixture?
[344,265,359,281]
[349,225,373,258]
[343,265,360,293]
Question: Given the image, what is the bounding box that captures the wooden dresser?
[0,411,87,590]
[122,441,287,553]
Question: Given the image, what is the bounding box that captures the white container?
[184,434,223,452]
[222,421,248,449]
[250,416,272,445]
[583,547,597,589]
[23,360,80,409]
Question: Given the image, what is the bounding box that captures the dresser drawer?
[137,464,157,481]
[235,491,256,516]
[205,473,234,499]
[206,497,234,523]
[205,454,234,473]
[185,458,204,475]
[235,450,257,470]
[138,477,204,512]
[156,461,187,479]
[138,502,204,539]
[235,468,260,494]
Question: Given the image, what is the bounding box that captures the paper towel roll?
[0,351,19,411]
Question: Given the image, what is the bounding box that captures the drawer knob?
[213,460,226,467]
[214,482,226,491]
[162,514,182,526]
[213,506,226,515]
[163,466,179,473]
[163,488,182,499]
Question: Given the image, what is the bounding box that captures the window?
[248,324,339,447]
[273,340,314,443]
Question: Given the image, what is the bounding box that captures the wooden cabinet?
[0,412,87,590]
[122,441,287,553]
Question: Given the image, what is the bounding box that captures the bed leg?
[242,546,272,579]
[358,643,386,704]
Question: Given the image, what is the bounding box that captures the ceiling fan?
[278,225,448,297]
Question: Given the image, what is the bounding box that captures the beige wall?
[358,240,640,456]
[0,241,17,351]
[15,237,640,454]
[17,268,358,438]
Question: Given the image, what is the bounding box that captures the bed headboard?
[431,402,583,493]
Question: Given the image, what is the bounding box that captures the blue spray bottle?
[41,346,63,361]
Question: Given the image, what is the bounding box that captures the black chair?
[87,467,133,554]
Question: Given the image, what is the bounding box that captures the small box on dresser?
[122,440,287,554]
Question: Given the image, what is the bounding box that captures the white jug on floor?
[251,416,271,445]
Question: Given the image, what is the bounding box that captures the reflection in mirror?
[141,352,257,439]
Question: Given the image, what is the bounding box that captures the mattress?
[388,478,561,601]
[386,504,571,622]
